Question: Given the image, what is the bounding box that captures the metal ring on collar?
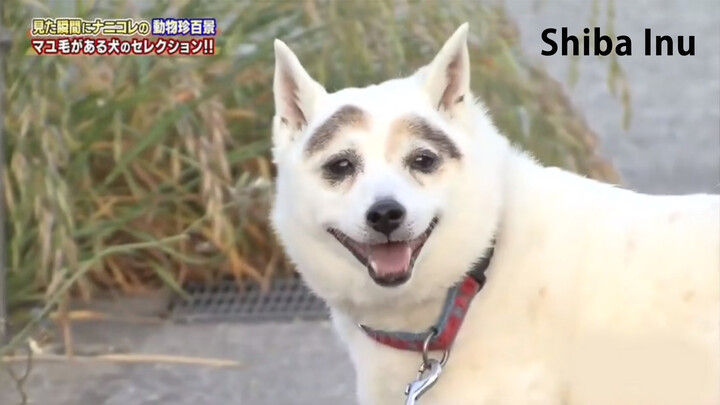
[421,327,450,368]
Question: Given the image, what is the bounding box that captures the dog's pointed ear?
[273,39,327,133]
[422,23,471,114]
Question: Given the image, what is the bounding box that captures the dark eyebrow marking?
[304,105,368,157]
[403,116,462,159]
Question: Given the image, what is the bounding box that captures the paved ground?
[1,1,718,404]
[2,317,354,405]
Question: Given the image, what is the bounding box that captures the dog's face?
[270,24,504,306]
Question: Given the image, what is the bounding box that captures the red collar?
[359,243,495,352]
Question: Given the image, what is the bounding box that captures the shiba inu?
[268,22,720,405]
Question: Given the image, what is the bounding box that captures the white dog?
[269,23,720,405]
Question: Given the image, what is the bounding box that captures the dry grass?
[2,0,626,341]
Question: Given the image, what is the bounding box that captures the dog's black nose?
[366,199,406,236]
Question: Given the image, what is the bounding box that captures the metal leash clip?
[404,358,443,405]
[404,328,451,405]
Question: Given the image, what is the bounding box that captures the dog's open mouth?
[327,218,438,287]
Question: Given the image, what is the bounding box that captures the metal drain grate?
[168,275,329,323]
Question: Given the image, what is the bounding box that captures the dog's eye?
[323,158,355,178]
[409,152,438,173]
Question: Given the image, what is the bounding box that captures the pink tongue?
[368,243,412,276]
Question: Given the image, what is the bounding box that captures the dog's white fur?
[269,23,720,405]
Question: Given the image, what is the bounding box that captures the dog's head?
[270,24,506,307]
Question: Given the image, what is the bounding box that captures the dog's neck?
[335,288,450,334]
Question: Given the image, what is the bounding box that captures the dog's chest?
[357,356,560,405]
[349,332,561,405]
